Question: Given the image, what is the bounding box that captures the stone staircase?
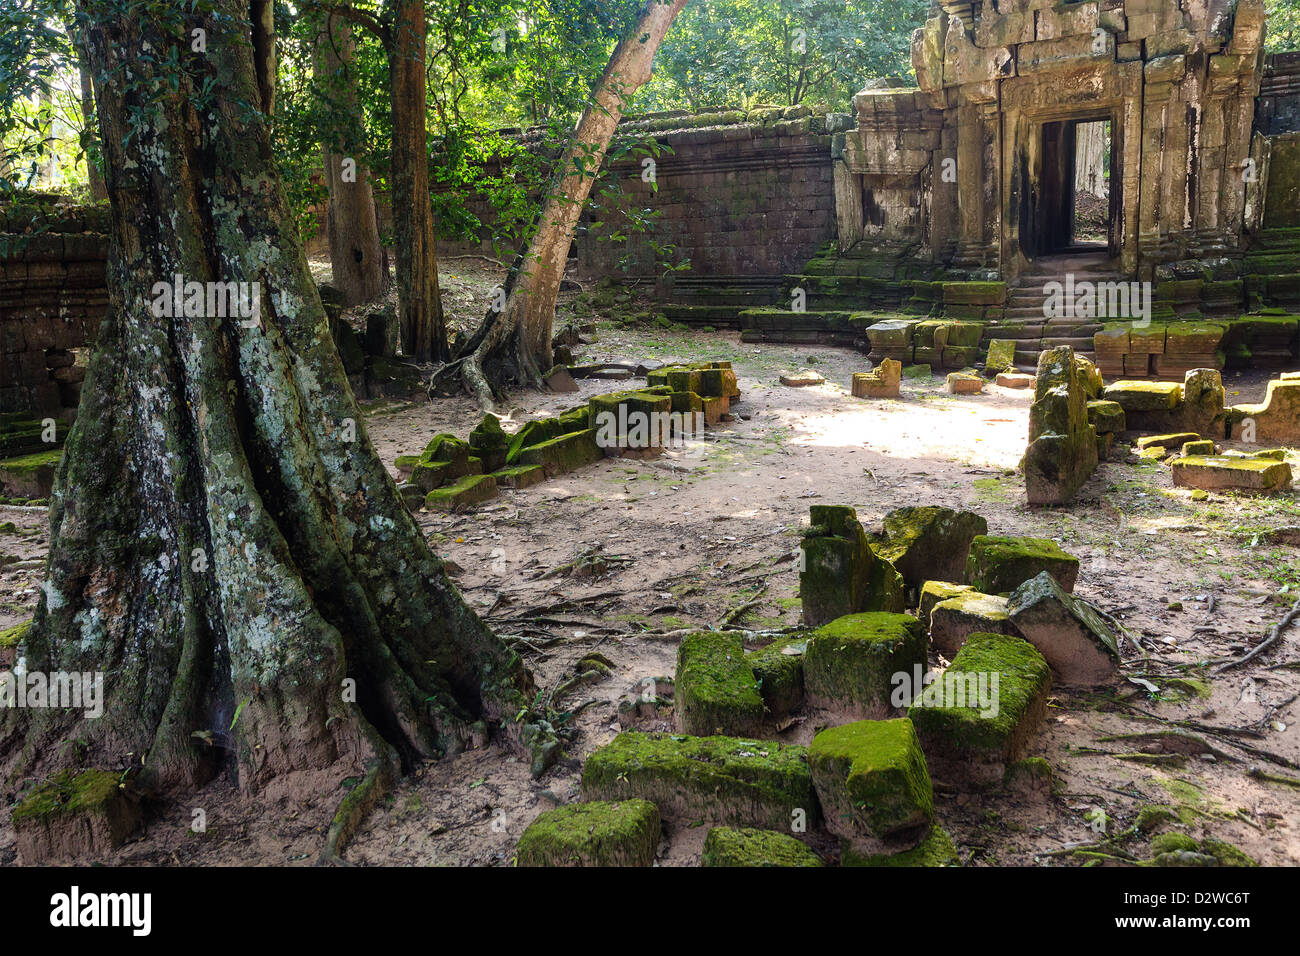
[985,253,1129,368]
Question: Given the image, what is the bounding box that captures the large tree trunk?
[316,14,386,306]
[0,0,555,858]
[386,0,447,362]
[437,0,689,409]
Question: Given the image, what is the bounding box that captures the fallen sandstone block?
[1135,432,1200,450]
[515,800,660,867]
[946,371,984,394]
[1025,346,1098,505]
[966,535,1079,594]
[840,824,959,867]
[1170,455,1293,493]
[800,505,904,625]
[675,632,765,736]
[809,719,933,852]
[874,505,988,597]
[781,369,825,387]
[13,769,141,863]
[701,826,824,867]
[518,428,604,476]
[852,358,902,399]
[423,473,497,512]
[582,732,817,831]
[1087,400,1126,434]
[929,591,1014,658]
[996,372,1034,389]
[909,633,1052,787]
[804,612,927,719]
[492,464,546,489]
[918,581,974,620]
[746,636,806,719]
[1006,572,1120,687]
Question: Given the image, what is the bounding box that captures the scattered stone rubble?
[530,501,1135,866]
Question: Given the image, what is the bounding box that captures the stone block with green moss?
[492,464,545,489]
[0,619,31,649]
[804,613,926,718]
[928,591,1014,657]
[1026,346,1098,505]
[918,581,973,621]
[0,449,61,499]
[746,636,806,719]
[701,826,823,867]
[504,414,588,465]
[1101,380,1183,412]
[1003,756,1055,795]
[1170,454,1292,493]
[12,769,141,863]
[675,632,765,736]
[518,428,605,477]
[841,824,959,867]
[1145,834,1257,867]
[515,800,660,867]
[1086,400,1126,434]
[809,719,933,848]
[1006,572,1120,687]
[965,535,1079,595]
[800,505,904,626]
[985,339,1017,372]
[423,473,498,512]
[874,505,988,598]
[581,732,816,831]
[909,633,1051,787]
[468,413,510,472]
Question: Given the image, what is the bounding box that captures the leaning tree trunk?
[0,0,555,856]
[386,0,448,362]
[440,0,689,408]
[316,14,386,306]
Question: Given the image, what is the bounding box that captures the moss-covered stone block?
[515,800,660,867]
[468,413,510,472]
[12,769,141,862]
[518,428,605,477]
[1087,400,1126,434]
[985,339,1017,372]
[492,464,546,489]
[1101,380,1183,412]
[423,473,498,512]
[800,505,905,626]
[875,506,988,598]
[918,581,974,620]
[1006,572,1120,687]
[0,449,60,498]
[841,825,959,867]
[1026,347,1098,505]
[1135,432,1201,450]
[701,826,823,867]
[909,633,1051,787]
[582,732,817,831]
[928,591,1014,658]
[675,632,765,736]
[809,719,933,848]
[965,535,1079,595]
[746,636,806,719]
[804,613,927,718]
[1170,454,1292,492]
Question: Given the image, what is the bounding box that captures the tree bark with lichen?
[0,0,556,858]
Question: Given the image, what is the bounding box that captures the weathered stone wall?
[1257,51,1300,134]
[0,201,108,416]
[574,109,838,305]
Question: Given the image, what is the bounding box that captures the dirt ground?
[1,259,1297,867]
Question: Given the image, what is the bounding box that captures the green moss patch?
[423,473,498,512]
[875,506,987,597]
[841,825,959,867]
[928,590,1013,658]
[582,732,816,831]
[0,619,31,648]
[701,826,823,867]
[516,800,660,867]
[746,636,806,719]
[12,769,141,862]
[518,429,605,477]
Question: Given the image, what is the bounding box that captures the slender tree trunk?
[315,14,385,306]
[438,0,689,408]
[1,0,555,858]
[76,54,107,201]
[386,0,447,362]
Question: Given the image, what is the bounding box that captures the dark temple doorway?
[1029,117,1117,258]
